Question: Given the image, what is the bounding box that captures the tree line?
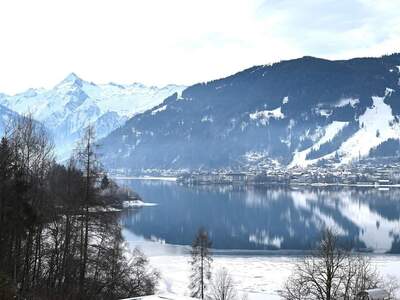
[0,116,158,300]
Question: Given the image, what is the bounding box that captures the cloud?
[258,0,400,57]
[0,0,398,94]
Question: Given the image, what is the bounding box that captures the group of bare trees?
[188,228,398,300]
[209,268,242,300]
[280,229,399,300]
[0,116,158,299]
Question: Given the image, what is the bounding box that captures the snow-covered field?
[124,231,400,300]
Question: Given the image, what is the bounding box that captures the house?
[226,172,248,182]
[356,288,390,300]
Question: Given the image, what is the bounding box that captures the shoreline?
[123,231,399,257]
[116,176,400,189]
[123,235,400,300]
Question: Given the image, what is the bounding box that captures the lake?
[119,179,400,253]
[118,179,400,299]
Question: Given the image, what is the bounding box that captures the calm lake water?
[119,179,400,253]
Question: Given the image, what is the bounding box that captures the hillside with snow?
[0,74,185,159]
[100,54,400,172]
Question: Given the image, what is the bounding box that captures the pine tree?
[189,228,213,299]
[75,125,101,295]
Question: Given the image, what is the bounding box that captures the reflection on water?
[119,180,400,253]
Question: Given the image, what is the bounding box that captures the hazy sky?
[0,0,399,94]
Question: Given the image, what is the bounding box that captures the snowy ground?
[124,231,400,300]
[150,254,293,300]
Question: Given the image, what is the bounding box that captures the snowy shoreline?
[123,232,400,300]
[116,176,400,189]
[123,199,158,208]
[147,254,400,300]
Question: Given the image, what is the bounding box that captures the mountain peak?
[59,72,83,86]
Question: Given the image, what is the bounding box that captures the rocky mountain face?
[0,74,185,159]
[100,54,400,173]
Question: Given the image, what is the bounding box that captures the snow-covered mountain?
[100,54,400,172]
[0,104,20,135]
[0,73,185,159]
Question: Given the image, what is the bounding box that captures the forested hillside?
[101,54,400,172]
[0,117,158,299]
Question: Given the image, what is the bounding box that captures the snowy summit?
[0,73,186,159]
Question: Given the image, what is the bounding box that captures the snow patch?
[176,90,184,101]
[334,98,359,108]
[385,88,394,97]
[243,151,268,162]
[315,108,332,117]
[282,96,289,104]
[201,115,213,123]
[335,95,400,164]
[123,200,157,208]
[249,107,284,125]
[151,105,167,115]
[291,92,400,167]
[289,121,349,168]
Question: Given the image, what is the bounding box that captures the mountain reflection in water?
[119,180,400,253]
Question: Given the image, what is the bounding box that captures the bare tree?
[7,115,54,294]
[8,114,54,178]
[189,228,213,299]
[280,229,385,300]
[383,275,400,300]
[341,254,380,299]
[210,268,237,300]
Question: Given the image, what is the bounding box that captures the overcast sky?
[0,0,399,94]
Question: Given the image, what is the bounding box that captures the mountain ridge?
[0,74,186,159]
[99,53,400,173]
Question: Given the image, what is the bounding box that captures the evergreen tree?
[189,228,213,299]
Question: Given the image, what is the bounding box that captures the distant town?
[176,158,400,187]
[108,157,400,187]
